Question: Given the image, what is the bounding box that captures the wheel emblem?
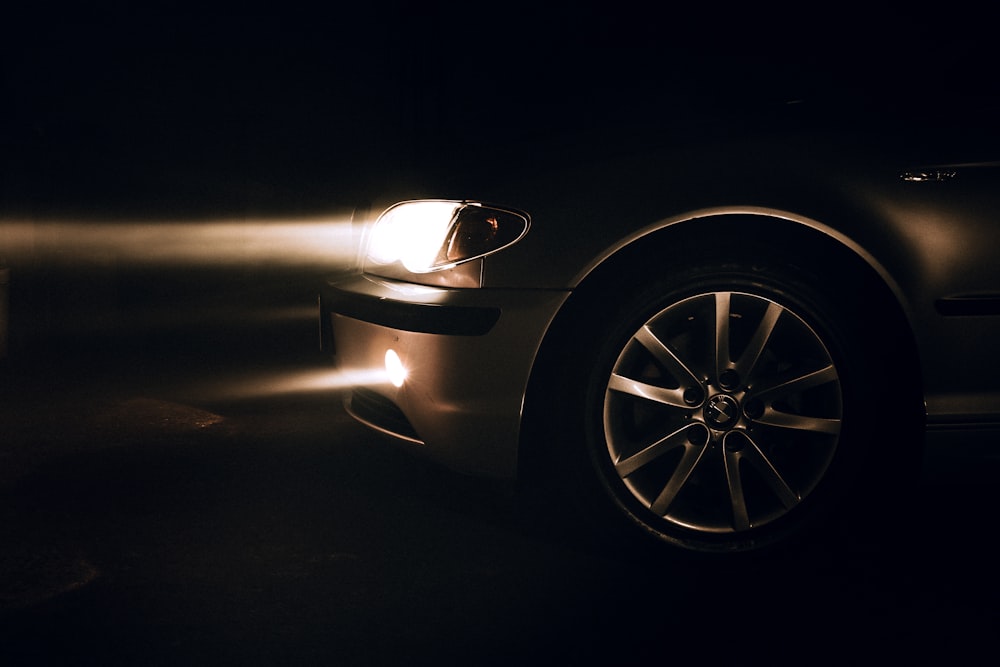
[704,394,739,430]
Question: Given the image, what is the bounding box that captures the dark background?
[4,3,994,214]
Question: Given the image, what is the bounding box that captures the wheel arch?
[569,208,913,316]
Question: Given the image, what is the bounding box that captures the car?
[319,88,1000,554]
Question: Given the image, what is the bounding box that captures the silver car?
[320,99,1000,553]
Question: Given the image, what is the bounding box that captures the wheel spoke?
[723,445,750,531]
[615,424,699,478]
[649,441,707,516]
[724,433,800,531]
[750,364,839,403]
[634,325,703,388]
[733,302,783,381]
[607,373,688,408]
[713,292,732,380]
[755,408,841,435]
[739,433,800,509]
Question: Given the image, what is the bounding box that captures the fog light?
[385,349,407,388]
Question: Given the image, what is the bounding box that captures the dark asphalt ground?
[1,308,999,665]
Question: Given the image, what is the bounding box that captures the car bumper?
[321,274,570,479]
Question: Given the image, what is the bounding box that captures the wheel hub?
[704,393,740,431]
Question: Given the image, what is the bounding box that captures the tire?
[551,251,916,555]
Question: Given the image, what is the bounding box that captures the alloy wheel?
[603,291,843,535]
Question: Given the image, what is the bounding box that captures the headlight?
[366,200,529,273]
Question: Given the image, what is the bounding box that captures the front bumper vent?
[346,388,423,444]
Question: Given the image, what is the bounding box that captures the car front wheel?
[550,254,914,554]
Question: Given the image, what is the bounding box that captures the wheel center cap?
[704,394,740,430]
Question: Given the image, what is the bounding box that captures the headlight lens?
[366,200,529,273]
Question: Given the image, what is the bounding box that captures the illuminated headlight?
[366,200,529,273]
